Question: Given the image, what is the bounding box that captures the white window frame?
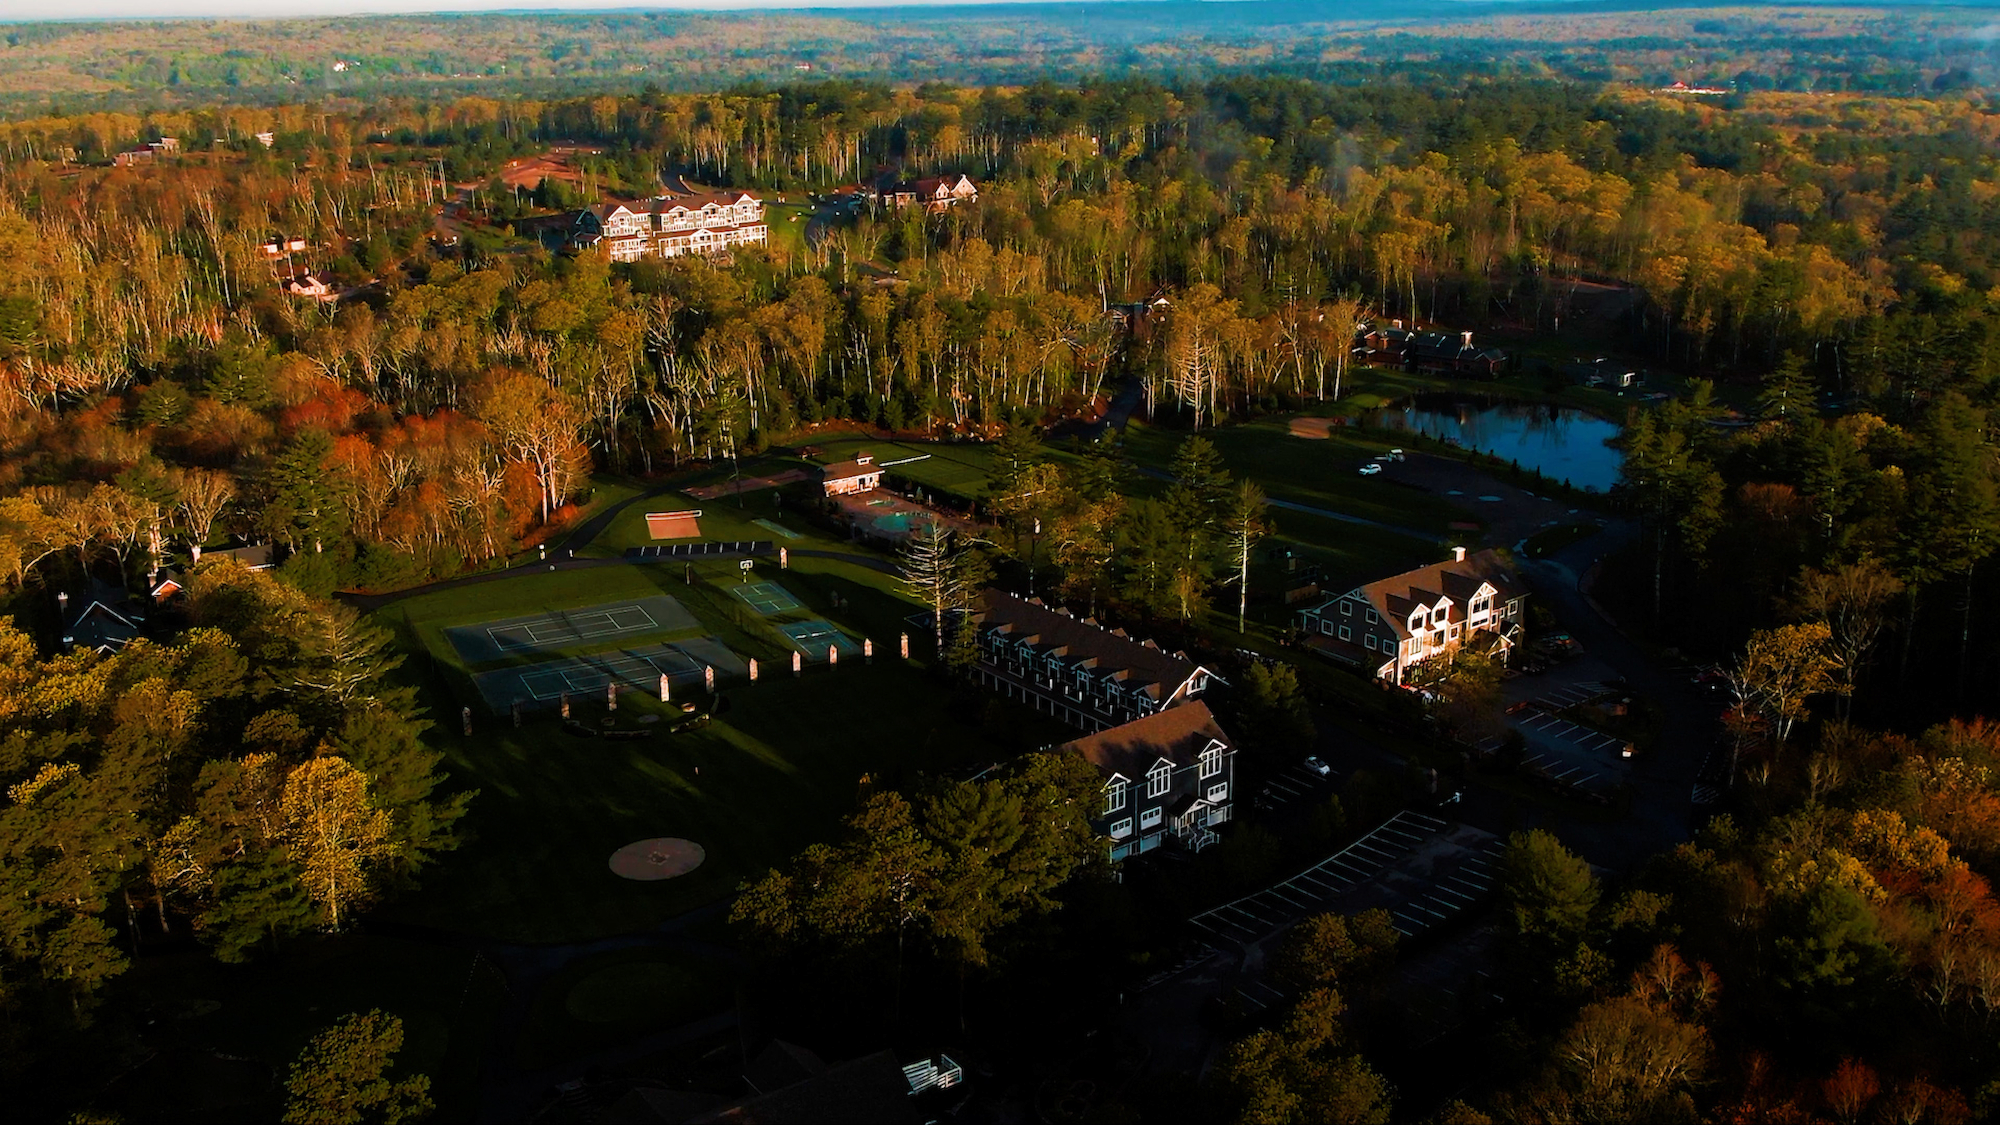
[1199,746,1223,780]
[1146,765,1172,799]
[1341,601,1352,616]
[1207,783,1229,803]
[1109,817,1133,839]
[1105,782,1126,814]
[1140,807,1163,830]
[1339,625,1352,641]
[1364,634,1375,650]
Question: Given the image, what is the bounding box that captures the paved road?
[1511,521,1715,868]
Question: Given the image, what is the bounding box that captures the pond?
[1357,394,1625,492]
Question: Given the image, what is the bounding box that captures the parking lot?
[1250,758,1339,814]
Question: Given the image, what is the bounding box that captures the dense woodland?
[13,48,2000,1122]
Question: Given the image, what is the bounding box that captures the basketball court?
[471,636,746,713]
[779,619,860,659]
[445,596,700,663]
[731,581,801,616]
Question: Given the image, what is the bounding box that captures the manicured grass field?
[520,946,735,1070]
[374,557,1069,944]
[1118,418,1464,535]
[579,486,840,560]
[807,436,1000,500]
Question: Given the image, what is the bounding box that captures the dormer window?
[1199,743,1225,779]
[1105,780,1127,814]
[1147,763,1172,798]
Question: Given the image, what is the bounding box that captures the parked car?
[1303,755,1332,777]
[1358,463,1382,476]
[1389,448,1406,461]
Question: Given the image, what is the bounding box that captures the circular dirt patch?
[1287,416,1336,439]
[609,838,706,881]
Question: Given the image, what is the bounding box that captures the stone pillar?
[748,658,759,683]
[780,547,789,569]
[792,650,802,677]
[658,674,669,702]
[829,644,839,667]
[864,638,874,664]
[461,706,472,735]
[561,693,571,719]
[607,682,617,712]
[900,632,910,659]
[704,665,715,693]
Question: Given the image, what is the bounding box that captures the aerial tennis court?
[471,637,746,713]
[731,581,801,616]
[445,596,700,663]
[779,619,861,660]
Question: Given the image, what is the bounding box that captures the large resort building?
[971,590,1216,732]
[1296,548,1528,684]
[570,191,768,262]
[1062,701,1236,858]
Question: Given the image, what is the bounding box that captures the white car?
[1358,463,1382,476]
[1303,756,1332,777]
[1390,448,1405,461]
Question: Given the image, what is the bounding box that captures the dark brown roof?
[976,590,1203,704]
[1061,700,1233,782]
[820,458,881,483]
[1350,549,1524,641]
[692,1050,920,1125]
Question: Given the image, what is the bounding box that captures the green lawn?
[581,486,850,560]
[374,560,1069,944]
[806,436,1001,501]
[1118,418,1462,536]
[519,946,735,1070]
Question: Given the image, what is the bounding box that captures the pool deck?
[830,488,965,541]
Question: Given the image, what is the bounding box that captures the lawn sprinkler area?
[779,618,861,658]
[730,580,802,616]
[443,596,701,663]
[471,637,744,714]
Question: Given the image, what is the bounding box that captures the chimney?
[1461,331,1474,348]
[1452,546,1467,563]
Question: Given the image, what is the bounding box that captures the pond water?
[1358,394,1625,492]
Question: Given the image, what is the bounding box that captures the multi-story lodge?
[1297,547,1528,685]
[876,174,980,213]
[570,191,767,262]
[1063,700,1236,859]
[971,590,1215,731]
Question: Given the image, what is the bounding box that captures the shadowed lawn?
[1118,418,1465,535]
[519,947,735,1070]
[381,661,1066,943]
[376,561,1069,944]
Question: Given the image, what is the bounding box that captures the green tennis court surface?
[779,619,861,659]
[730,581,801,616]
[470,637,746,713]
[446,596,700,663]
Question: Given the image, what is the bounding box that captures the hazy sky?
[0,0,1009,16]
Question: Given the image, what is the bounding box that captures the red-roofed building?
[819,452,884,497]
[1062,700,1235,858]
[1297,547,1528,684]
[972,589,1215,731]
